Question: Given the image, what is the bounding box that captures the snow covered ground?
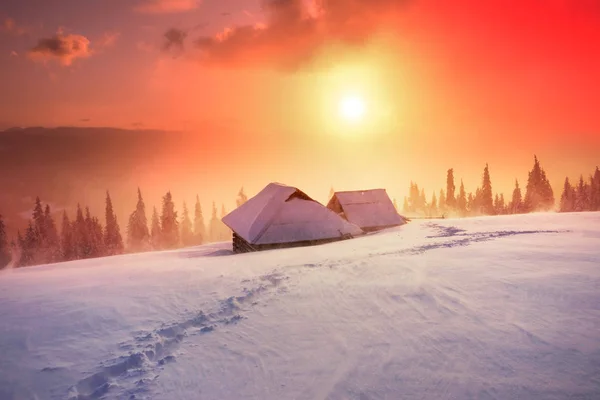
[1,212,599,400]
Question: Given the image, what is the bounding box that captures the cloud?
[2,18,29,36]
[163,28,188,53]
[162,23,207,54]
[28,32,92,66]
[135,0,200,14]
[185,0,410,69]
[98,31,120,49]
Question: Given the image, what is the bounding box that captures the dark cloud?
[187,0,411,69]
[28,32,92,66]
[163,28,188,52]
[162,23,208,54]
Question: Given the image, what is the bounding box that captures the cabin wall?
[231,232,354,254]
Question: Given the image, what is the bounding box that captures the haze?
[1,0,599,237]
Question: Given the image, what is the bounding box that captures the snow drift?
[0,212,599,400]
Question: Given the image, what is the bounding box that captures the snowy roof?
[222,183,363,245]
[327,189,406,230]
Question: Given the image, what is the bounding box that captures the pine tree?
[127,188,150,252]
[393,198,399,212]
[524,156,541,211]
[594,167,600,211]
[456,180,467,216]
[16,231,24,267]
[493,194,506,215]
[466,193,474,214]
[236,187,248,208]
[446,169,456,210]
[481,164,495,215]
[472,187,482,215]
[592,167,600,211]
[524,155,554,212]
[209,201,219,242]
[20,196,45,264]
[104,191,124,255]
[127,212,138,251]
[575,175,590,211]
[73,204,89,259]
[408,182,420,214]
[160,191,179,249]
[193,195,206,245]
[32,196,45,246]
[329,187,335,201]
[85,207,99,257]
[402,197,409,214]
[498,194,506,215]
[0,214,9,268]
[15,231,23,266]
[180,202,194,247]
[150,206,161,249]
[407,182,428,215]
[419,189,427,213]
[509,179,523,214]
[429,192,438,216]
[22,222,37,266]
[43,204,60,262]
[83,207,105,258]
[220,204,230,241]
[540,168,555,209]
[439,189,446,214]
[559,177,575,212]
[92,217,105,256]
[60,211,75,261]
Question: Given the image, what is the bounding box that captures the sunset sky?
[1,0,600,217]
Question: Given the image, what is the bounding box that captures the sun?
[338,95,366,123]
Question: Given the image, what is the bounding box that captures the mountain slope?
[1,212,599,400]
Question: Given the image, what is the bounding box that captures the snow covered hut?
[222,183,364,253]
[327,189,407,232]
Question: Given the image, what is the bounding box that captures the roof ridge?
[334,188,386,193]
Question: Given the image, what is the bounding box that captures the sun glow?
[339,95,366,123]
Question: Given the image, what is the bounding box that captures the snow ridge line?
[403,229,568,255]
[423,223,468,238]
[280,226,569,274]
[67,271,288,400]
[423,222,569,238]
[382,223,569,256]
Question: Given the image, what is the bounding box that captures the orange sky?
[1,0,599,212]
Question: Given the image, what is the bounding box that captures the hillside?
[1,212,599,400]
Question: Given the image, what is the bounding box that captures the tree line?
[559,167,600,212]
[399,156,599,217]
[0,188,250,269]
[1,160,598,269]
